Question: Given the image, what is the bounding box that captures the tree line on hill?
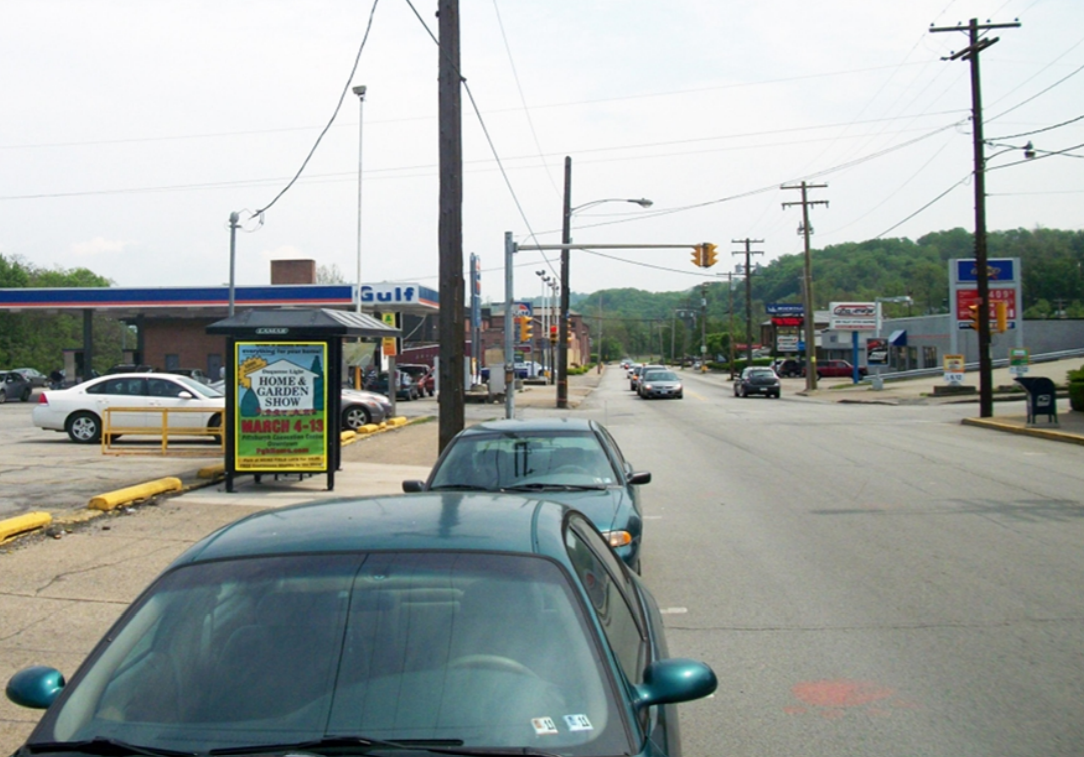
[567,227,1084,361]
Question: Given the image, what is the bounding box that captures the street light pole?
[352,84,367,315]
[556,155,653,407]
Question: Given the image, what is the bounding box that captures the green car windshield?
[430,431,619,490]
[36,552,627,756]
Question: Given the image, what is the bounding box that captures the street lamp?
[352,84,367,315]
[558,156,653,407]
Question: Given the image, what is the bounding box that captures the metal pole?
[800,185,817,391]
[558,156,572,408]
[228,211,239,317]
[670,310,676,364]
[353,85,367,315]
[700,282,707,365]
[968,20,994,418]
[504,232,515,419]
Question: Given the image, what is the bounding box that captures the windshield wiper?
[27,738,194,757]
[500,483,608,492]
[428,484,488,491]
[210,737,463,756]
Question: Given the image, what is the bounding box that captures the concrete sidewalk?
[795,357,1084,446]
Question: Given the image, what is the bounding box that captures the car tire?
[20,388,31,402]
[67,411,102,444]
[676,391,683,399]
[342,404,371,431]
[0,391,6,404]
[207,413,223,444]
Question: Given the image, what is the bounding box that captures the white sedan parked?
[33,373,225,443]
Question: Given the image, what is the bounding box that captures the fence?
[102,406,224,456]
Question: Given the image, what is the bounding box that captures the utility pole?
[782,182,828,392]
[437,0,464,451]
[700,282,708,366]
[930,17,1020,419]
[557,157,573,409]
[732,238,764,365]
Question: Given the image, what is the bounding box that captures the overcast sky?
[2,0,1081,304]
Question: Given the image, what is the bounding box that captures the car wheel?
[342,404,371,431]
[676,391,683,399]
[0,391,7,404]
[20,388,31,402]
[67,411,102,444]
[207,413,223,444]
[817,371,825,380]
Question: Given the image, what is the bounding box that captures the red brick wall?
[270,259,316,285]
[142,319,227,373]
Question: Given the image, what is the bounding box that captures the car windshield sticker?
[531,717,559,736]
[564,714,593,732]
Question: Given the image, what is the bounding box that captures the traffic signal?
[995,301,1008,333]
[690,245,704,268]
[518,317,533,342]
[549,324,558,344]
[702,242,718,268]
[966,303,981,330]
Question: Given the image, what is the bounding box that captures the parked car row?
[0,370,34,403]
[8,413,718,757]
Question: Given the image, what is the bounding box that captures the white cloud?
[69,237,134,257]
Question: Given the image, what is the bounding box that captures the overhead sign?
[766,303,805,315]
[234,342,328,472]
[955,258,1016,284]
[829,302,878,331]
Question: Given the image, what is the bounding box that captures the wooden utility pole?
[732,238,764,365]
[437,0,464,451]
[930,17,1020,418]
[782,182,828,391]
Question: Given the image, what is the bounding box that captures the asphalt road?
[576,367,1084,757]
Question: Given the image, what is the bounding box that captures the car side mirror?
[177,391,195,400]
[6,666,65,710]
[402,480,426,493]
[628,471,651,485]
[632,658,717,710]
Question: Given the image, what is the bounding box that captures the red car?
[807,360,868,379]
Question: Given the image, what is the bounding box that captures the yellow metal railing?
[102,406,224,456]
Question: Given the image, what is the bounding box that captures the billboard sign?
[234,342,328,473]
[766,303,805,315]
[954,288,1017,330]
[955,258,1016,284]
[513,301,533,318]
[829,302,878,331]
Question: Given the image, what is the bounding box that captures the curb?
[87,477,184,511]
[960,417,1084,446]
[0,414,433,545]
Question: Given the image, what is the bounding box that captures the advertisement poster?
[234,342,327,472]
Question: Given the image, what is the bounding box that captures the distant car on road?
[638,368,683,399]
[0,371,33,403]
[32,373,224,443]
[403,418,652,572]
[734,366,781,398]
[809,360,868,379]
[772,358,804,378]
[365,370,419,401]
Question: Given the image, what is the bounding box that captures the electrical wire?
[989,113,1084,140]
[252,0,380,218]
[490,0,560,199]
[873,174,970,239]
[401,0,558,280]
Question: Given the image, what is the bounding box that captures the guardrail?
[102,406,224,456]
[865,348,1084,383]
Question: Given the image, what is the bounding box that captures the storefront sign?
[234,342,328,472]
[829,302,878,331]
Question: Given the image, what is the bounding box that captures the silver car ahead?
[638,368,683,399]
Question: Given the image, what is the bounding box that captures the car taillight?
[37,393,48,405]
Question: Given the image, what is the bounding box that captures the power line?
[252,0,380,218]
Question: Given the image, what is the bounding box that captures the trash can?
[1014,376,1058,426]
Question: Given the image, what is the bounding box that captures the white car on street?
[32,373,225,443]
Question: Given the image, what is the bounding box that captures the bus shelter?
[207,308,399,493]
